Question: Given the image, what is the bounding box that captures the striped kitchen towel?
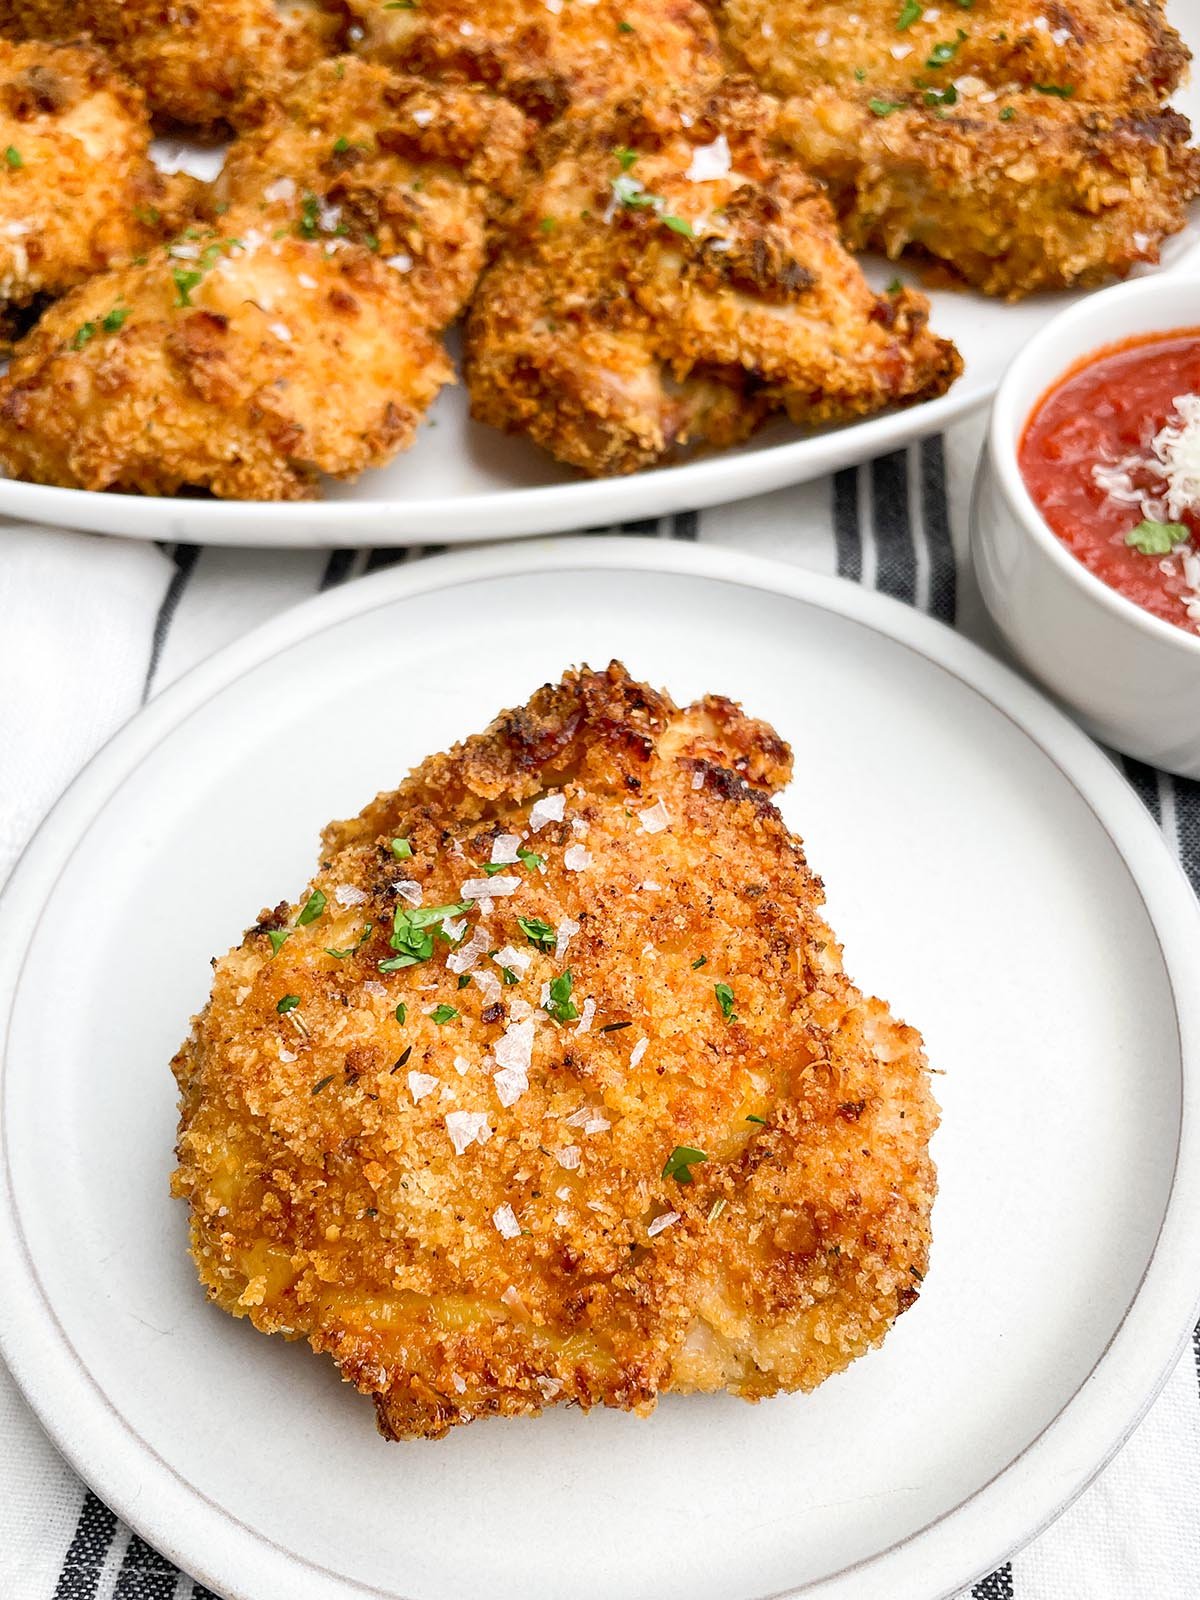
[3,408,1200,1599]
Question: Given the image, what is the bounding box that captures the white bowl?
[971,274,1200,777]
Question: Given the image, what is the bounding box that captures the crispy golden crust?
[776,88,1200,298]
[0,38,196,307]
[0,0,348,130]
[346,0,721,122]
[715,0,1189,104]
[465,79,960,477]
[212,57,531,330]
[171,662,938,1441]
[0,203,451,498]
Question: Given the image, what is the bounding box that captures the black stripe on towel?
[871,449,916,605]
[832,467,861,582]
[1122,757,1162,825]
[52,1491,117,1600]
[920,435,956,624]
[973,1563,1015,1599]
[142,543,199,703]
[671,510,698,540]
[111,1532,181,1600]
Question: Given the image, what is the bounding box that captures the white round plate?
[3,53,1200,546]
[3,539,1200,1600]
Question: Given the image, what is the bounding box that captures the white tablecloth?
[4,411,1200,1600]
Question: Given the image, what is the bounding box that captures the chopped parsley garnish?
[276,994,301,1014]
[662,1145,708,1184]
[715,981,737,1021]
[429,1004,458,1024]
[298,889,327,925]
[999,105,1016,120]
[600,1020,632,1033]
[103,306,131,332]
[1126,519,1189,555]
[391,837,413,859]
[887,277,903,293]
[500,965,519,985]
[482,860,513,876]
[1034,82,1074,97]
[662,214,695,237]
[518,915,556,950]
[897,0,923,27]
[617,18,634,31]
[458,973,472,989]
[745,1113,767,1125]
[517,845,544,871]
[4,145,21,169]
[71,322,96,351]
[691,955,708,969]
[545,970,580,1023]
[924,84,957,105]
[614,147,638,170]
[325,923,373,959]
[298,192,321,239]
[383,0,418,8]
[381,900,471,970]
[266,928,292,957]
[332,136,354,153]
[172,267,203,307]
[391,1044,413,1071]
[869,97,907,117]
[926,29,966,67]
[395,1002,407,1025]
[311,1075,335,1095]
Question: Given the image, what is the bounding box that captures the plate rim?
[3,534,1200,1600]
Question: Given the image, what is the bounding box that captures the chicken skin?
[212,55,531,330]
[466,79,960,477]
[0,0,348,130]
[776,89,1200,299]
[0,38,195,309]
[170,663,938,1441]
[345,0,721,122]
[715,0,1188,105]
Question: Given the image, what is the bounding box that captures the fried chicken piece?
[465,80,960,477]
[345,0,721,122]
[715,0,1188,104]
[0,38,195,308]
[171,663,938,1441]
[0,0,347,130]
[212,56,531,329]
[0,203,450,498]
[776,88,1200,298]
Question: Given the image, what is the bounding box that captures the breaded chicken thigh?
[213,55,530,329]
[0,0,348,129]
[776,89,1200,298]
[0,206,450,498]
[466,79,960,477]
[171,663,939,1440]
[715,0,1187,104]
[345,0,721,122]
[0,38,195,308]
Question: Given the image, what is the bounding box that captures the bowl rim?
[985,273,1200,660]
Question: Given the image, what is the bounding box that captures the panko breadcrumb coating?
[0,204,450,498]
[0,0,349,130]
[775,88,1200,299]
[212,56,531,330]
[0,38,196,308]
[466,79,960,477]
[714,0,1188,104]
[171,662,938,1441]
[345,0,721,122]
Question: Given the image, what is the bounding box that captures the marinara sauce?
[1019,330,1200,634]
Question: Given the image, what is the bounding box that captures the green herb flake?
[999,105,1016,120]
[276,994,301,1014]
[869,97,907,116]
[390,837,413,859]
[887,276,903,293]
[517,845,545,871]
[518,915,556,950]
[662,1144,708,1184]
[614,146,638,170]
[539,216,558,233]
[298,888,327,926]
[1034,82,1074,96]
[924,84,957,105]
[71,322,97,352]
[691,955,708,969]
[545,970,580,1023]
[662,214,695,237]
[500,965,519,986]
[395,1002,407,1025]
[430,1004,458,1024]
[926,29,966,67]
[745,1113,767,1125]
[266,928,292,957]
[897,0,922,27]
[102,306,131,332]
[482,860,513,876]
[311,1075,335,1095]
[391,1044,413,1072]
[617,18,634,31]
[1126,519,1189,555]
[715,981,737,1021]
[172,267,203,307]
[458,973,472,989]
[4,145,21,169]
